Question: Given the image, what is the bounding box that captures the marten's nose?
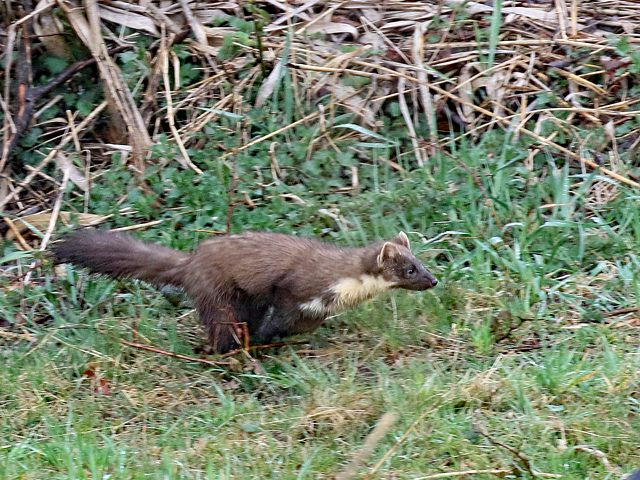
[431,278,438,287]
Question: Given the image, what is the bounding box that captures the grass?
[2,120,640,478]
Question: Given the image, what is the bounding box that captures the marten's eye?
[405,267,416,276]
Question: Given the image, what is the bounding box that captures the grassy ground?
[2,123,640,478]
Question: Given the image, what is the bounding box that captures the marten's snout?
[424,270,438,289]
[417,264,439,289]
[399,266,439,291]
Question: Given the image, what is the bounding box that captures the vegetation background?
[1,0,639,478]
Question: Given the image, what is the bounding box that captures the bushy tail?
[51,230,189,287]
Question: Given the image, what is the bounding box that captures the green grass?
[2,80,640,479]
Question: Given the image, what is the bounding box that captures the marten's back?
[188,232,370,299]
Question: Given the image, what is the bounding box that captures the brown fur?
[51,230,438,353]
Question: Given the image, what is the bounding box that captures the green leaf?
[43,56,68,75]
[195,108,244,121]
[77,100,93,117]
[333,124,398,145]
[0,250,32,264]
[240,422,260,433]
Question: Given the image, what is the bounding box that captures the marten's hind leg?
[196,300,245,354]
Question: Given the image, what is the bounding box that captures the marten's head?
[375,232,438,291]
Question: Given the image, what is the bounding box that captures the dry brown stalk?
[110,220,165,232]
[364,402,444,478]
[121,340,236,367]
[0,101,108,210]
[57,0,152,172]
[414,469,513,479]
[159,27,203,174]
[2,217,31,250]
[335,412,398,480]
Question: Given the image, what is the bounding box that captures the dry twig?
[121,340,236,367]
[336,412,398,480]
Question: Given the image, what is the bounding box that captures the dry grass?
[2,0,640,238]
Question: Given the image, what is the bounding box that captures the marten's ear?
[392,231,410,249]
[377,241,401,267]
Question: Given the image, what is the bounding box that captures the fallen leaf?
[255,60,284,108]
[322,79,379,127]
[98,4,160,36]
[56,152,89,192]
[82,363,112,396]
[306,22,359,39]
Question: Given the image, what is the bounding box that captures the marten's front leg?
[196,300,246,354]
[252,292,310,344]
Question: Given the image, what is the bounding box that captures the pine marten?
[51,230,438,353]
